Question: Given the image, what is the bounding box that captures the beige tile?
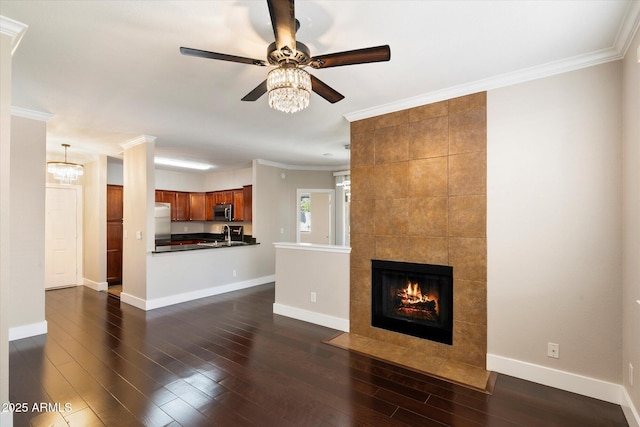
[350,166,375,201]
[448,195,486,238]
[408,197,448,237]
[403,354,447,376]
[375,124,409,165]
[449,237,486,282]
[375,198,408,236]
[350,199,375,235]
[449,109,486,155]
[437,359,490,390]
[408,157,448,198]
[454,279,487,326]
[374,236,408,262]
[408,100,449,122]
[350,266,371,303]
[448,92,486,114]
[374,162,408,200]
[351,131,375,167]
[409,116,449,160]
[448,151,486,196]
[349,233,375,270]
[450,320,487,368]
[351,117,376,134]
[405,236,449,265]
[374,110,409,129]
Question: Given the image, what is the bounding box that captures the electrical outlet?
[310,292,317,303]
[630,363,634,386]
[547,342,560,359]
[232,269,237,278]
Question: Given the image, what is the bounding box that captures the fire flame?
[400,281,439,314]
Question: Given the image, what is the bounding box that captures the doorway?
[45,185,82,289]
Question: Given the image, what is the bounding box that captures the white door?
[45,186,78,289]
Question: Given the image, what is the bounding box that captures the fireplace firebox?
[371,260,453,345]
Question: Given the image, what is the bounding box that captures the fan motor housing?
[267,41,311,66]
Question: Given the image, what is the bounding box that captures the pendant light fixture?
[47,144,83,184]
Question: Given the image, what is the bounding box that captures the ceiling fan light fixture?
[267,66,311,113]
[47,144,84,184]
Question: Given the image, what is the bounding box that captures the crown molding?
[0,15,28,55]
[345,3,640,123]
[614,0,640,56]
[256,158,348,171]
[120,134,156,149]
[11,106,53,122]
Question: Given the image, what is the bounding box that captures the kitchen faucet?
[222,224,231,245]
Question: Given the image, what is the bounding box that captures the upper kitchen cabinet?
[243,185,252,222]
[232,189,244,221]
[214,190,233,205]
[174,192,190,221]
[189,192,206,221]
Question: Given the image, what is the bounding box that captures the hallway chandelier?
[47,144,83,184]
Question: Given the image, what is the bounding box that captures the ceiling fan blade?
[311,75,344,104]
[241,80,268,102]
[180,47,267,67]
[267,0,296,52]
[310,45,391,69]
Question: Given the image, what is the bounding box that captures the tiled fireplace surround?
[342,92,488,389]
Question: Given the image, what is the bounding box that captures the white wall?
[487,62,623,385]
[622,29,640,417]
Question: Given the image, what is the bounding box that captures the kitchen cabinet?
[174,192,190,221]
[232,189,244,221]
[107,184,123,221]
[156,187,251,222]
[205,192,215,221]
[107,185,123,284]
[189,192,206,221]
[214,190,233,205]
[243,185,252,222]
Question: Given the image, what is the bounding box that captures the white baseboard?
[622,387,640,427]
[272,303,349,332]
[8,321,47,341]
[83,278,108,291]
[121,275,275,311]
[0,411,13,427]
[487,354,637,420]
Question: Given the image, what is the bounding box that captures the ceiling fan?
[180,0,391,113]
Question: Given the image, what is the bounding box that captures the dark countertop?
[154,233,258,253]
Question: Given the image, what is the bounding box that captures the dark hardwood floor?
[10,284,628,426]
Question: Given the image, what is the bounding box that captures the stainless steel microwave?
[213,204,233,221]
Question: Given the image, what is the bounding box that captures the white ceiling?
[3,0,639,171]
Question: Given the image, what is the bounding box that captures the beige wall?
[487,61,623,383]
[350,93,487,368]
[121,138,155,300]
[82,156,107,287]
[253,160,334,263]
[274,244,350,331]
[0,27,12,427]
[622,29,640,413]
[9,115,47,335]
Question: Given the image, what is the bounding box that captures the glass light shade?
[47,162,83,184]
[267,67,311,114]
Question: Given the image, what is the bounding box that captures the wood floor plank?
[8,284,630,427]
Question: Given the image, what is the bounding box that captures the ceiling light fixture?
[154,157,213,171]
[47,144,83,184]
[267,66,311,114]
